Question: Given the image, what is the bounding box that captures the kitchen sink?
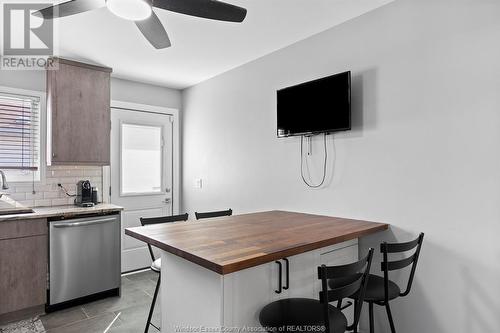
[0,195,35,215]
[0,208,35,216]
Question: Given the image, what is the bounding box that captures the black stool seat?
[362,274,401,302]
[259,298,347,333]
[328,274,400,302]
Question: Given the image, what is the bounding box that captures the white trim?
[119,191,167,197]
[111,100,178,115]
[0,85,47,185]
[121,268,150,276]
[107,100,180,215]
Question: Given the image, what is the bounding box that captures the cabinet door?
[284,251,316,299]
[283,242,358,300]
[222,242,359,328]
[48,60,111,165]
[0,235,47,315]
[223,261,275,327]
[316,244,359,325]
[315,244,359,295]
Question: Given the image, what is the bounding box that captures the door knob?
[164,198,171,204]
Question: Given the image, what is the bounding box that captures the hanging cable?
[58,183,77,197]
[300,133,328,188]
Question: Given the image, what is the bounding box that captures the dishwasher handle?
[52,217,117,228]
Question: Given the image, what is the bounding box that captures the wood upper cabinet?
[47,58,112,165]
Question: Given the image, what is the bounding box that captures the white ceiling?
[28,0,393,89]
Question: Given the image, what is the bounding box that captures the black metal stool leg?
[353,300,359,333]
[145,274,161,333]
[368,302,374,333]
[385,302,396,333]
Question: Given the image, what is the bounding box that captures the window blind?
[0,92,40,171]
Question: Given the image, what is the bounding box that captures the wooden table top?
[125,210,388,274]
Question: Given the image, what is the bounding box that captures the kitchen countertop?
[125,210,388,274]
[0,203,123,222]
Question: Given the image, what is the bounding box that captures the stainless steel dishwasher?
[47,213,121,311]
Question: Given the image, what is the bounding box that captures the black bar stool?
[331,233,424,333]
[139,213,189,333]
[259,249,374,333]
[195,208,232,220]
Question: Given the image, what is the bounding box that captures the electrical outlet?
[194,178,202,189]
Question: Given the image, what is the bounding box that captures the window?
[120,123,163,195]
[0,88,43,182]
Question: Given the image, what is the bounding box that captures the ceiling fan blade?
[135,11,171,49]
[32,0,105,19]
[153,0,247,23]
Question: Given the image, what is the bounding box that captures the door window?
[120,123,163,195]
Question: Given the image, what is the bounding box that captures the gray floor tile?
[152,306,161,328]
[120,276,133,286]
[126,270,158,283]
[107,319,159,333]
[108,304,150,332]
[126,275,159,296]
[9,271,158,332]
[45,313,119,333]
[140,279,160,297]
[39,307,88,330]
[110,293,161,332]
[81,282,153,318]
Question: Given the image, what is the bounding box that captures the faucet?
[0,170,9,190]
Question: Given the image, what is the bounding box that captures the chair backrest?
[381,232,424,300]
[139,213,189,261]
[318,248,374,333]
[195,209,232,220]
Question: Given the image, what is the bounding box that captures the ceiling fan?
[33,0,247,49]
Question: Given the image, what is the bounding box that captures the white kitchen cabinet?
[316,243,360,325]
[222,261,276,327]
[282,250,316,298]
[220,239,358,329]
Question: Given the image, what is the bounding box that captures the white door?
[110,107,173,272]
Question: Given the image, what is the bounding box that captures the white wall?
[181,0,500,332]
[110,77,181,109]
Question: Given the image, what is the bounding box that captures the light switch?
[194,178,203,189]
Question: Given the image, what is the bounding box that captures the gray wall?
[181,0,500,332]
[0,71,182,109]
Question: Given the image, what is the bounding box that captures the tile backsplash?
[4,165,103,207]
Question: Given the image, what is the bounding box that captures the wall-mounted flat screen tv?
[277,71,351,137]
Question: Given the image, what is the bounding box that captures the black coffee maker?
[75,180,94,207]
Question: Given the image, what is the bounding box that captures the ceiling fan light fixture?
[107,0,152,21]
